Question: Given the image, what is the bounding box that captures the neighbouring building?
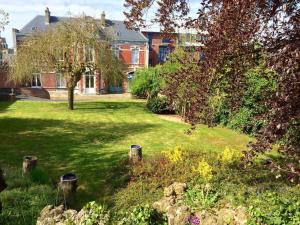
[142,31,207,67]
[142,32,177,66]
[12,8,149,96]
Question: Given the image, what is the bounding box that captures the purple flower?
[187,215,200,225]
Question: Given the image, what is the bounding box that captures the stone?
[164,185,175,197]
[172,182,187,196]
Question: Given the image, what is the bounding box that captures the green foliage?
[81,201,110,225]
[130,67,161,98]
[248,191,300,225]
[29,167,50,184]
[118,204,167,225]
[113,180,163,213]
[0,167,55,225]
[214,58,277,135]
[184,184,219,211]
[146,96,172,114]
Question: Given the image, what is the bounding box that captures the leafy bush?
[146,96,172,114]
[184,184,219,211]
[130,67,161,98]
[81,201,110,225]
[213,59,277,135]
[118,204,167,225]
[248,191,300,225]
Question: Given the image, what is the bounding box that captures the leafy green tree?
[10,16,124,110]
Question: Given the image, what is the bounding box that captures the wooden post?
[129,145,143,163]
[22,156,38,174]
[59,173,77,203]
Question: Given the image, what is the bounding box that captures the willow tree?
[10,16,124,110]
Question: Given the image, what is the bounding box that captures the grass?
[0,98,251,207]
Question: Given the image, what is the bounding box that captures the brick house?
[142,31,206,67]
[12,8,149,96]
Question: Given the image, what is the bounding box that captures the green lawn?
[0,99,250,207]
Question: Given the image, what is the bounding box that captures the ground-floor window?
[56,73,66,88]
[31,73,42,87]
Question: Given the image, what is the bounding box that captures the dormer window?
[31,27,38,31]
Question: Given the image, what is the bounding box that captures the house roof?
[16,15,148,44]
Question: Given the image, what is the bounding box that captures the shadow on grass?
[0,100,16,113]
[75,101,148,112]
[0,116,158,208]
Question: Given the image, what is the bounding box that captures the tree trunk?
[68,87,74,110]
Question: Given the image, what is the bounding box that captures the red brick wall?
[41,72,56,89]
[0,70,16,88]
[142,32,177,66]
[119,44,147,67]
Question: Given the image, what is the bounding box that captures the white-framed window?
[56,72,66,88]
[85,46,94,62]
[31,73,42,88]
[113,46,120,58]
[131,47,139,65]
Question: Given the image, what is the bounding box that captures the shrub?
[248,191,300,225]
[118,204,167,225]
[81,201,110,225]
[146,96,172,114]
[130,67,161,98]
[213,59,277,135]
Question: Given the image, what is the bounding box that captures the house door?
[85,72,96,94]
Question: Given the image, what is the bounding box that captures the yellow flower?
[218,146,242,164]
[194,160,213,182]
[162,146,184,163]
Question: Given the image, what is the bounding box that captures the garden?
[0,98,299,224]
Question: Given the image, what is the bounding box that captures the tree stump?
[59,173,77,203]
[22,156,38,174]
[129,145,143,163]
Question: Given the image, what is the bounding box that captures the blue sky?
[0,0,199,47]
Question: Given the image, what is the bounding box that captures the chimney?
[101,11,106,26]
[12,28,19,53]
[45,7,50,25]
